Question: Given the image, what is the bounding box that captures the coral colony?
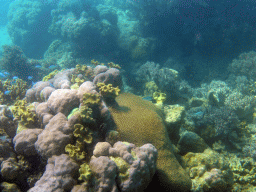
[0,0,256,192]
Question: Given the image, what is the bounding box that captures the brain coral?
[108,93,192,191]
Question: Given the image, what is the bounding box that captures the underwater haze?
[0,0,256,192]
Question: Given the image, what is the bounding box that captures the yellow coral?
[65,143,86,161]
[42,69,59,81]
[75,64,88,74]
[97,82,120,98]
[91,59,104,66]
[108,62,121,69]
[110,156,130,182]
[10,100,36,126]
[71,75,85,87]
[82,93,101,106]
[80,105,94,123]
[144,81,158,97]
[78,163,92,181]
[153,91,166,104]
[73,124,93,144]
[0,79,28,104]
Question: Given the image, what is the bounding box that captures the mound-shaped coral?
[109,93,192,191]
[28,154,79,192]
[73,141,157,192]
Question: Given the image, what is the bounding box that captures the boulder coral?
[108,93,192,191]
[93,68,122,88]
[73,141,157,192]
[35,113,73,159]
[13,129,43,156]
[28,154,79,192]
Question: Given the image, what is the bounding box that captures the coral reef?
[109,93,192,191]
[65,123,93,161]
[197,106,240,143]
[228,50,256,81]
[135,61,191,103]
[96,82,120,104]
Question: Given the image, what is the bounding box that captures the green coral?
[67,108,80,120]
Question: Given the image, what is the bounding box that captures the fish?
[49,65,57,69]
[35,65,42,68]
[28,76,33,80]
[3,71,9,76]
[49,83,55,88]
[142,96,153,101]
[0,72,6,78]
[4,90,10,95]
[12,76,18,80]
